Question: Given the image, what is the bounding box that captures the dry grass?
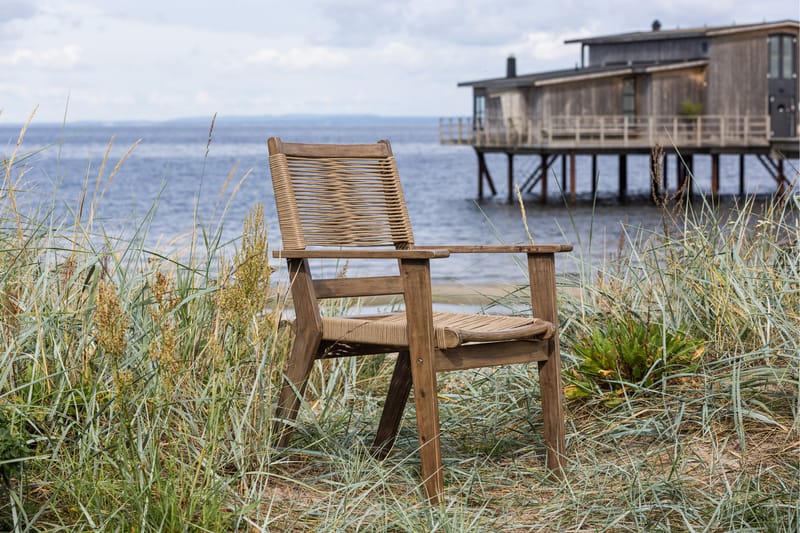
[1,121,798,531]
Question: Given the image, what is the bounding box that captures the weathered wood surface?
[313,276,404,299]
[400,258,444,504]
[528,253,566,477]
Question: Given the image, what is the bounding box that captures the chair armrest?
[414,244,572,254]
[273,248,451,259]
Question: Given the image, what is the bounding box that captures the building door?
[768,34,798,138]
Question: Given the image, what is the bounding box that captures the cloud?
[0,45,82,68]
[245,46,349,69]
[0,0,38,41]
[0,0,37,23]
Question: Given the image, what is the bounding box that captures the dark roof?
[458,60,708,89]
[564,19,799,45]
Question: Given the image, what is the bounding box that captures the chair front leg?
[400,258,444,504]
[274,258,324,447]
[528,252,566,477]
[274,323,322,447]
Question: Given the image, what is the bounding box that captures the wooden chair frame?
[268,137,571,503]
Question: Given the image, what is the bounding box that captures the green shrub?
[565,313,704,406]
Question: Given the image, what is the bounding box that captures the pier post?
[591,154,598,199]
[475,150,496,200]
[507,152,514,204]
[541,153,550,204]
[569,151,576,206]
[711,153,720,197]
[739,154,745,198]
[777,158,786,197]
[663,153,669,196]
[561,154,567,193]
[618,154,628,204]
[687,154,695,198]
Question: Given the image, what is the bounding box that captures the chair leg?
[538,345,566,476]
[372,350,413,459]
[529,252,566,477]
[400,258,444,504]
[409,351,444,504]
[273,327,321,447]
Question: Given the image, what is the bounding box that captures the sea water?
[1,116,796,284]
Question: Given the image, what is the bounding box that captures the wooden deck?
[439,114,797,203]
[439,115,774,153]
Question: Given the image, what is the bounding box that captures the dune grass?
[1,123,798,531]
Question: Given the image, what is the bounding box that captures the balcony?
[439,115,772,151]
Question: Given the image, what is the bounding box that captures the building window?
[622,79,635,117]
[474,95,486,129]
[782,35,796,79]
[769,34,797,79]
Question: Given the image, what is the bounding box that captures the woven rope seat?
[322,311,555,349]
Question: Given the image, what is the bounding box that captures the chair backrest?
[268,137,415,251]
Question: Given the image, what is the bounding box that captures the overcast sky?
[0,0,797,123]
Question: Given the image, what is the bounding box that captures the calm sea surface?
[2,116,797,284]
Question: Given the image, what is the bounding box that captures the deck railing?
[439,115,771,149]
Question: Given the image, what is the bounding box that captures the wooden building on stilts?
[440,19,800,203]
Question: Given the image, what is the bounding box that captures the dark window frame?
[769,33,797,79]
[474,94,486,129]
[622,78,636,117]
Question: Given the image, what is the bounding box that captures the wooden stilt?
[569,151,576,206]
[507,152,514,204]
[561,154,567,194]
[687,154,694,198]
[541,153,550,204]
[649,152,658,203]
[618,154,628,204]
[739,153,746,198]
[777,158,785,197]
[591,154,598,199]
[711,153,720,197]
[476,150,496,200]
[663,153,669,196]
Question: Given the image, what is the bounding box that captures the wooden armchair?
[267,137,571,503]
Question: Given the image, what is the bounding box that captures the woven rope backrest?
[268,138,414,250]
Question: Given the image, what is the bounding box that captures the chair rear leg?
[274,327,321,447]
[372,350,413,459]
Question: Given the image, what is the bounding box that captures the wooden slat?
[415,244,573,254]
[528,253,566,477]
[269,137,392,159]
[435,340,548,372]
[400,258,444,504]
[273,249,450,259]
[313,276,404,299]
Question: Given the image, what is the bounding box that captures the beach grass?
[1,123,798,531]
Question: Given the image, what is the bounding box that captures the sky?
[0,0,797,123]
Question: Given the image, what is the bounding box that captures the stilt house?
[441,19,799,201]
